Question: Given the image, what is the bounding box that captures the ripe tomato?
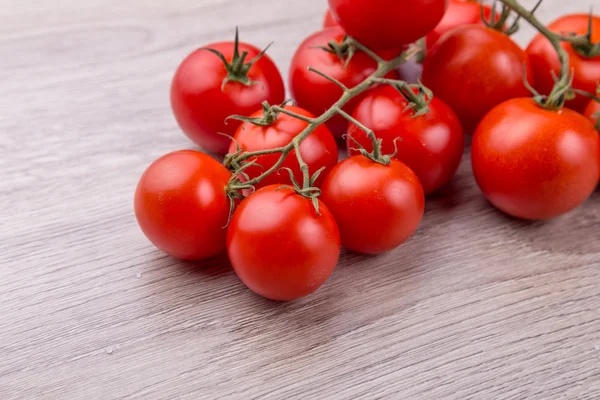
[347,85,464,195]
[227,186,340,301]
[422,25,532,134]
[134,150,232,260]
[228,105,338,189]
[171,40,285,154]
[290,27,396,138]
[584,100,599,130]
[526,14,600,113]
[323,9,338,28]
[328,0,448,51]
[320,157,424,254]
[472,98,600,220]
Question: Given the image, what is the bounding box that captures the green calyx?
[347,134,400,166]
[313,35,356,67]
[225,99,295,127]
[202,27,272,91]
[569,12,600,58]
[396,81,433,118]
[276,167,325,216]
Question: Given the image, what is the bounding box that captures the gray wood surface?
[1,0,599,399]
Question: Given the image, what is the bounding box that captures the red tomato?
[134,150,232,260]
[290,27,396,138]
[347,85,464,194]
[228,106,338,189]
[227,186,340,301]
[584,99,599,130]
[526,14,600,113]
[328,0,448,51]
[422,25,532,133]
[320,157,424,254]
[323,9,339,28]
[171,41,285,154]
[425,0,494,50]
[472,98,600,220]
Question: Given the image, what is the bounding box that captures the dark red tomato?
[171,41,285,154]
[290,27,397,138]
[347,86,464,195]
[584,100,599,130]
[472,98,600,220]
[228,106,338,189]
[425,0,494,51]
[320,157,424,254]
[422,25,533,134]
[526,14,600,113]
[134,150,232,260]
[328,0,448,51]
[323,9,339,28]
[227,186,340,301]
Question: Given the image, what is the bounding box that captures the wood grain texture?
[1,0,599,399]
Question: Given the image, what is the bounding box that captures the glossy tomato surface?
[171,42,285,154]
[472,98,600,220]
[320,157,425,254]
[422,25,532,134]
[526,14,600,113]
[347,85,464,195]
[328,0,448,50]
[290,27,396,138]
[134,150,232,260]
[227,186,340,301]
[228,106,338,189]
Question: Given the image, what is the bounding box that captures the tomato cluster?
[136,0,600,301]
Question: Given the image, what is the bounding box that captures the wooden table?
[2,0,599,398]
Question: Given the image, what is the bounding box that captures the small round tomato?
[227,186,340,301]
[228,105,338,189]
[134,150,232,260]
[526,14,600,113]
[323,9,339,28]
[320,157,424,254]
[472,98,600,220]
[290,27,396,138]
[171,39,285,154]
[328,0,447,51]
[422,25,532,134]
[347,85,464,194]
[584,100,599,130]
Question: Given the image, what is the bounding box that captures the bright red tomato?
[290,27,396,138]
[526,14,600,113]
[320,157,424,254]
[134,150,232,260]
[323,9,339,28]
[584,100,599,130]
[347,85,464,194]
[422,25,533,134]
[171,40,285,154]
[328,0,448,51]
[425,0,494,50]
[228,106,338,189]
[227,186,340,301]
[472,98,600,220]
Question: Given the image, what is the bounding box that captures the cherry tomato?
[422,25,533,134]
[328,0,448,51]
[347,85,464,195]
[323,9,339,28]
[472,98,600,220]
[228,106,338,189]
[290,27,396,138]
[526,14,600,113]
[134,150,232,260]
[584,99,599,130]
[320,157,424,254]
[227,186,340,301]
[171,40,285,154]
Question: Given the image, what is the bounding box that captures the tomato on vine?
[171,30,285,154]
[134,150,232,260]
[227,185,340,301]
[472,98,600,220]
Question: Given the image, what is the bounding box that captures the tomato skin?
[134,150,232,260]
[584,100,599,130]
[290,27,396,138]
[347,85,464,195]
[323,9,339,28]
[422,25,533,134]
[472,98,600,220]
[526,14,600,113]
[328,0,448,51]
[320,157,424,254]
[227,186,340,301]
[171,42,285,154]
[228,106,338,189]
